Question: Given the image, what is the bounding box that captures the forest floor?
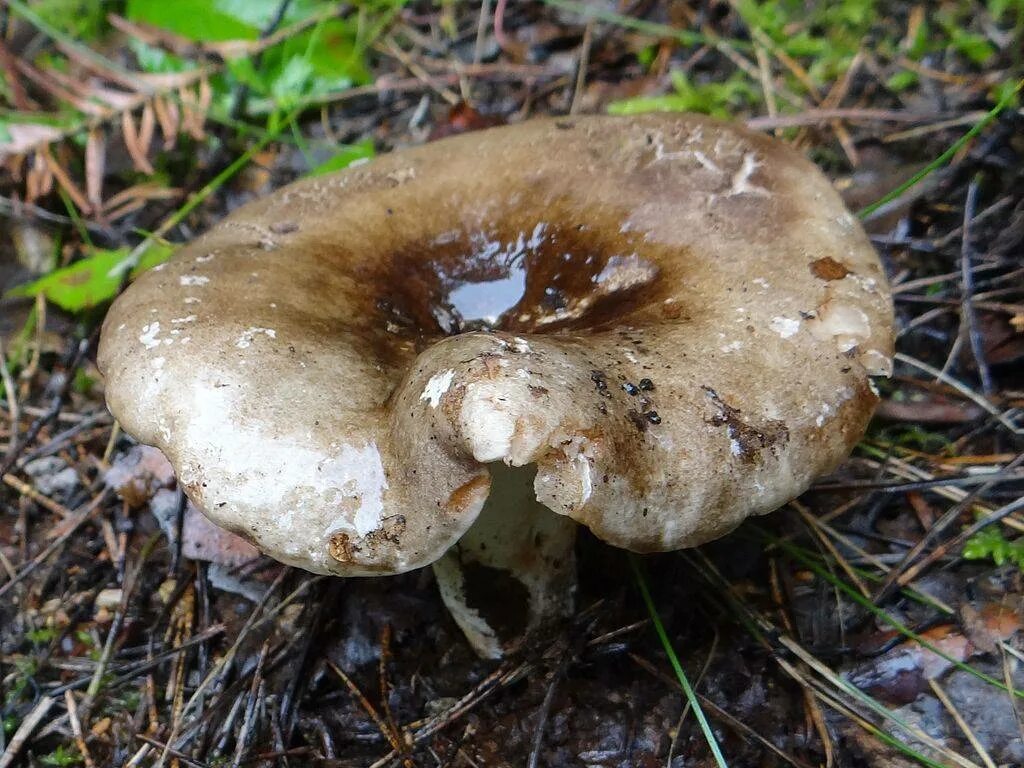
[1,1,1023,766]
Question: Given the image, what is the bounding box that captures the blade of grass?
[763,530,1024,698]
[809,684,958,768]
[858,79,1023,219]
[687,551,986,768]
[627,553,729,768]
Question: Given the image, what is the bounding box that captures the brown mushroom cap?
[98,114,893,577]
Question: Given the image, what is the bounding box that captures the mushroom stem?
[431,462,578,658]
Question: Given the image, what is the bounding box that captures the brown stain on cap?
[810,257,851,281]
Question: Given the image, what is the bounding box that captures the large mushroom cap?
[98,114,893,577]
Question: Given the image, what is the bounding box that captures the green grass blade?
[628,553,729,768]
[685,552,985,768]
[765,531,1024,698]
[858,79,1023,219]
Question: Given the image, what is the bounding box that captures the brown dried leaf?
[152,95,179,150]
[41,144,91,213]
[845,624,971,705]
[121,109,155,175]
[139,102,156,157]
[429,102,506,140]
[181,503,260,567]
[25,153,53,203]
[85,128,106,213]
[960,603,1021,654]
[103,445,176,508]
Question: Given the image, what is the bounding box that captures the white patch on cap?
[235,327,277,349]
[807,301,872,354]
[180,275,209,286]
[420,369,455,408]
[139,322,161,349]
[770,316,800,339]
[177,382,397,572]
[594,253,659,293]
[344,443,390,537]
[815,402,834,427]
[575,453,593,504]
[727,152,769,197]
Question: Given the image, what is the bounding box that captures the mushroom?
[98,114,893,657]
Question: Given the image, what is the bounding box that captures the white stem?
[432,462,578,658]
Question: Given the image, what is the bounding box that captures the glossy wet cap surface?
[98,114,894,576]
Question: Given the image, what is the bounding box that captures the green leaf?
[5,244,176,312]
[636,44,658,70]
[950,31,996,64]
[73,368,95,395]
[126,0,258,41]
[40,745,82,767]
[608,70,756,118]
[608,93,696,116]
[963,526,1024,569]
[887,70,919,92]
[226,56,266,92]
[26,627,58,644]
[906,18,932,59]
[308,139,375,176]
[31,0,107,41]
[270,56,315,108]
[963,527,1004,560]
